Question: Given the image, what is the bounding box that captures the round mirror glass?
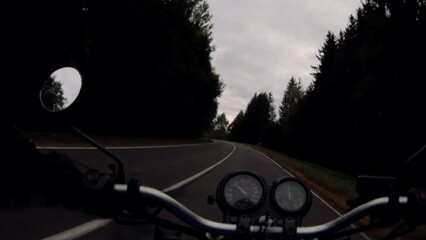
[39,67,82,112]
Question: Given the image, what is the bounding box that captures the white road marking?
[41,218,112,240]
[37,142,212,150]
[162,143,236,193]
[42,142,235,240]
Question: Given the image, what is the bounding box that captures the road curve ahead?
[1,140,366,240]
[78,141,366,240]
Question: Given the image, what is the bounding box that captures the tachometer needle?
[234,183,248,195]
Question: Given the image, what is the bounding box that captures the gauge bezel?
[270,177,312,216]
[216,171,267,213]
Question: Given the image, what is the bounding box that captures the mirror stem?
[67,122,126,183]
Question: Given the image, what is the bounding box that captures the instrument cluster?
[214,171,312,223]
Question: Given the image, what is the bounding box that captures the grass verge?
[249,144,356,212]
[250,144,425,240]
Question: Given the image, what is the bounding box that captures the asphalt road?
[0,141,366,240]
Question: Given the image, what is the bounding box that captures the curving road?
[0,141,366,240]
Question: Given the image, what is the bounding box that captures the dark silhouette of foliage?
[244,92,276,145]
[5,0,85,129]
[283,0,426,176]
[278,77,305,152]
[229,92,276,145]
[278,77,304,127]
[229,0,425,178]
[77,0,223,138]
[7,0,223,138]
[40,77,67,112]
[228,111,246,142]
[210,113,229,140]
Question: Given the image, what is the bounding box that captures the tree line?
[8,0,222,139]
[221,0,426,177]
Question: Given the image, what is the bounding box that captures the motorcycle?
[37,66,426,239]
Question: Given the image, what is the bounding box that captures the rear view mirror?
[39,67,82,112]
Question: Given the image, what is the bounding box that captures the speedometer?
[271,177,312,216]
[217,171,266,211]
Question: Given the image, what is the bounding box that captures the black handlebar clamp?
[235,215,252,240]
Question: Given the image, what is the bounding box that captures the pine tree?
[278,77,304,127]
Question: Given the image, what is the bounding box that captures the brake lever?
[82,169,118,216]
[83,168,115,191]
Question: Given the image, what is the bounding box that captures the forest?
[224,0,426,177]
[7,0,222,139]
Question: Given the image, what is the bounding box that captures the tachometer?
[271,177,312,216]
[217,171,266,211]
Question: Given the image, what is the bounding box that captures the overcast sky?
[208,0,363,122]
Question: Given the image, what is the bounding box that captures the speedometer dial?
[218,171,266,211]
[271,178,312,216]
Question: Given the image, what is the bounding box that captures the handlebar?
[113,184,411,239]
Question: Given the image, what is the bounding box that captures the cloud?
[208,0,363,121]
